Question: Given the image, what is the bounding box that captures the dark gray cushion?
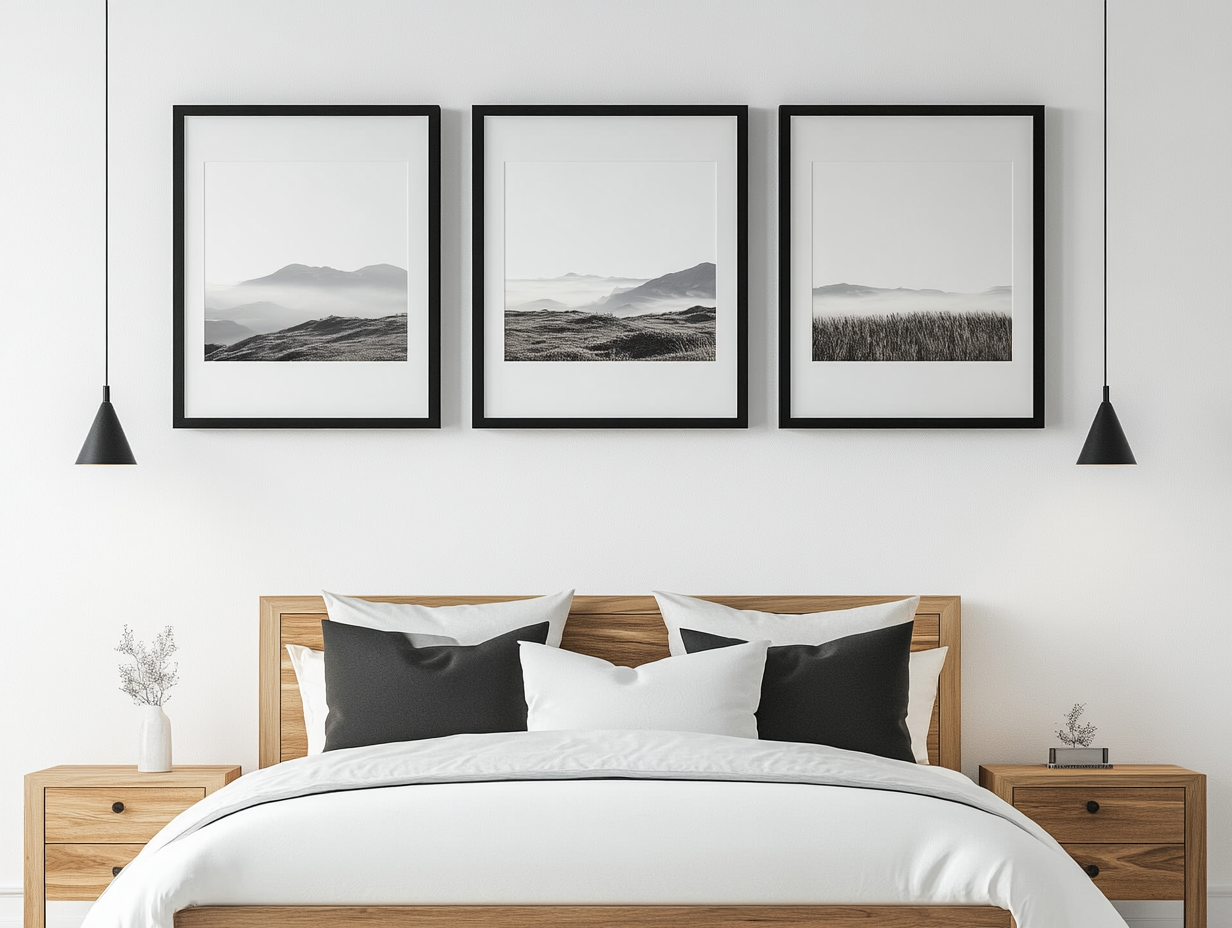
[680,622,914,763]
[322,620,549,751]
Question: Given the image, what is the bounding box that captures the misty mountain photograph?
[203,160,410,361]
[503,160,718,362]
[505,263,717,361]
[811,160,1013,362]
[204,262,408,361]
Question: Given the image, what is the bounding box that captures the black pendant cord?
[103,0,109,394]
[1102,0,1108,394]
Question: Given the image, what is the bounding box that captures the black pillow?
[321,620,549,752]
[680,622,915,763]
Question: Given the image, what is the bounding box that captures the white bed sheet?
[83,730,1127,928]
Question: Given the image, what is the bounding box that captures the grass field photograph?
[813,311,1011,362]
[811,283,1011,362]
[811,160,1013,363]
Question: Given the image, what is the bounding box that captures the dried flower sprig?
[116,625,179,707]
[1056,702,1097,748]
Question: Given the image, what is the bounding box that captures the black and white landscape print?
[204,262,407,360]
[504,161,717,362]
[811,160,1013,362]
[203,161,409,361]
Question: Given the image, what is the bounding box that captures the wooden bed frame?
[176,593,1016,928]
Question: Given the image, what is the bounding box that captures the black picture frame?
[472,105,748,429]
[173,105,441,429]
[779,105,1045,429]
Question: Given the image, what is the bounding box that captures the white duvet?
[84,730,1126,928]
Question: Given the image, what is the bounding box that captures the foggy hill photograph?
[203,160,410,361]
[204,262,409,361]
[503,160,719,362]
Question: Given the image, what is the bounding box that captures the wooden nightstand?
[24,765,241,928]
[980,764,1206,928]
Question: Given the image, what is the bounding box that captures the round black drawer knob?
[1086,800,1100,814]
[1085,864,1100,878]
[111,866,124,877]
[111,801,125,814]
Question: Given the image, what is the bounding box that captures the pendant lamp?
[1077,0,1135,465]
[77,0,136,465]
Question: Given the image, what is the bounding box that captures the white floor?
[0,898,92,928]
[1113,900,1185,928]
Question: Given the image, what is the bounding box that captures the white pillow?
[654,593,944,762]
[519,640,769,739]
[906,646,948,764]
[655,592,920,655]
[322,590,573,647]
[285,644,328,755]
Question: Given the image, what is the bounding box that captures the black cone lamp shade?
[1077,386,1136,465]
[77,0,135,465]
[76,386,136,465]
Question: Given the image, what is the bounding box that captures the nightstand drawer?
[45,843,143,900]
[1064,843,1185,900]
[1013,787,1185,842]
[44,788,204,843]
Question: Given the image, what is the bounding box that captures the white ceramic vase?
[137,704,172,772]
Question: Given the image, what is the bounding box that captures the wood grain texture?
[260,596,302,769]
[933,596,960,771]
[978,765,1205,928]
[45,843,143,900]
[24,770,46,928]
[27,766,240,789]
[979,765,1204,790]
[25,766,242,928]
[174,905,1014,928]
[1010,787,1184,843]
[1185,773,1207,928]
[45,787,205,843]
[1061,843,1184,899]
[260,594,960,770]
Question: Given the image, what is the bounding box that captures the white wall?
[2,1,1230,924]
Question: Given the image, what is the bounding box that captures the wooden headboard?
[259,594,961,771]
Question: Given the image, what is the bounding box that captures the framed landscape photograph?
[779,105,1044,428]
[473,105,748,428]
[174,105,440,428]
